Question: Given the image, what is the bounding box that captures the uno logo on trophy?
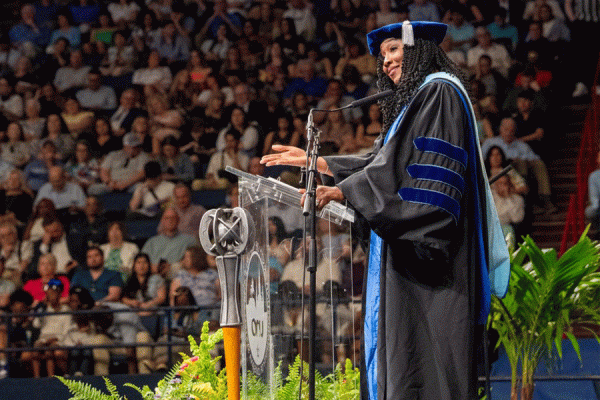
[245,252,269,374]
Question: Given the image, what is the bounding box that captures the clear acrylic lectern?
[225,166,357,399]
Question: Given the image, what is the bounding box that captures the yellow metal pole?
[222,326,241,400]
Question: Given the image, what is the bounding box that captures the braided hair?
[376,38,470,135]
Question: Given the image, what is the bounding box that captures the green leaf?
[565,331,582,361]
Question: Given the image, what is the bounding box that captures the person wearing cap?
[20,277,71,378]
[262,20,510,399]
[89,131,150,195]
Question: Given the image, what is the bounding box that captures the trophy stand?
[199,208,254,400]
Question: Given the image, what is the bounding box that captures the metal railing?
[0,294,362,377]
[1,305,220,375]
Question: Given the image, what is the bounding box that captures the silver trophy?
[199,207,254,327]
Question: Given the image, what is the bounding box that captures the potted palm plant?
[491,228,600,400]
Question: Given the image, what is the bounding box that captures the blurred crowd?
[0,0,597,379]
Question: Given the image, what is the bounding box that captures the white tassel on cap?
[402,20,414,46]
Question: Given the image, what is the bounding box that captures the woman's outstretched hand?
[260,145,332,176]
[260,145,307,168]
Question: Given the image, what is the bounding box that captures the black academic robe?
[324,78,483,400]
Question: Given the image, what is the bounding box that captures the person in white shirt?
[89,132,151,195]
[215,106,259,159]
[0,77,24,121]
[34,166,86,212]
[20,278,72,377]
[201,129,249,189]
[53,50,91,93]
[491,175,525,247]
[467,26,512,77]
[75,69,117,111]
[132,50,172,96]
[282,0,317,41]
[107,0,141,27]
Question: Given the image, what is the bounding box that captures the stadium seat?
[191,189,227,209]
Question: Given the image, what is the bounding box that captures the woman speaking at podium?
[261,21,508,400]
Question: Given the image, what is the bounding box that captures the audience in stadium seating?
[157,136,195,183]
[0,289,36,378]
[491,175,526,248]
[53,50,91,94]
[23,140,60,192]
[168,245,219,313]
[150,285,204,372]
[63,285,96,376]
[0,169,34,226]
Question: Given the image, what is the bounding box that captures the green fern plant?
[328,358,360,400]
[56,376,126,400]
[244,367,269,399]
[58,321,363,400]
[275,355,307,400]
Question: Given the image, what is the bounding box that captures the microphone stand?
[297,91,392,400]
[302,109,320,400]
